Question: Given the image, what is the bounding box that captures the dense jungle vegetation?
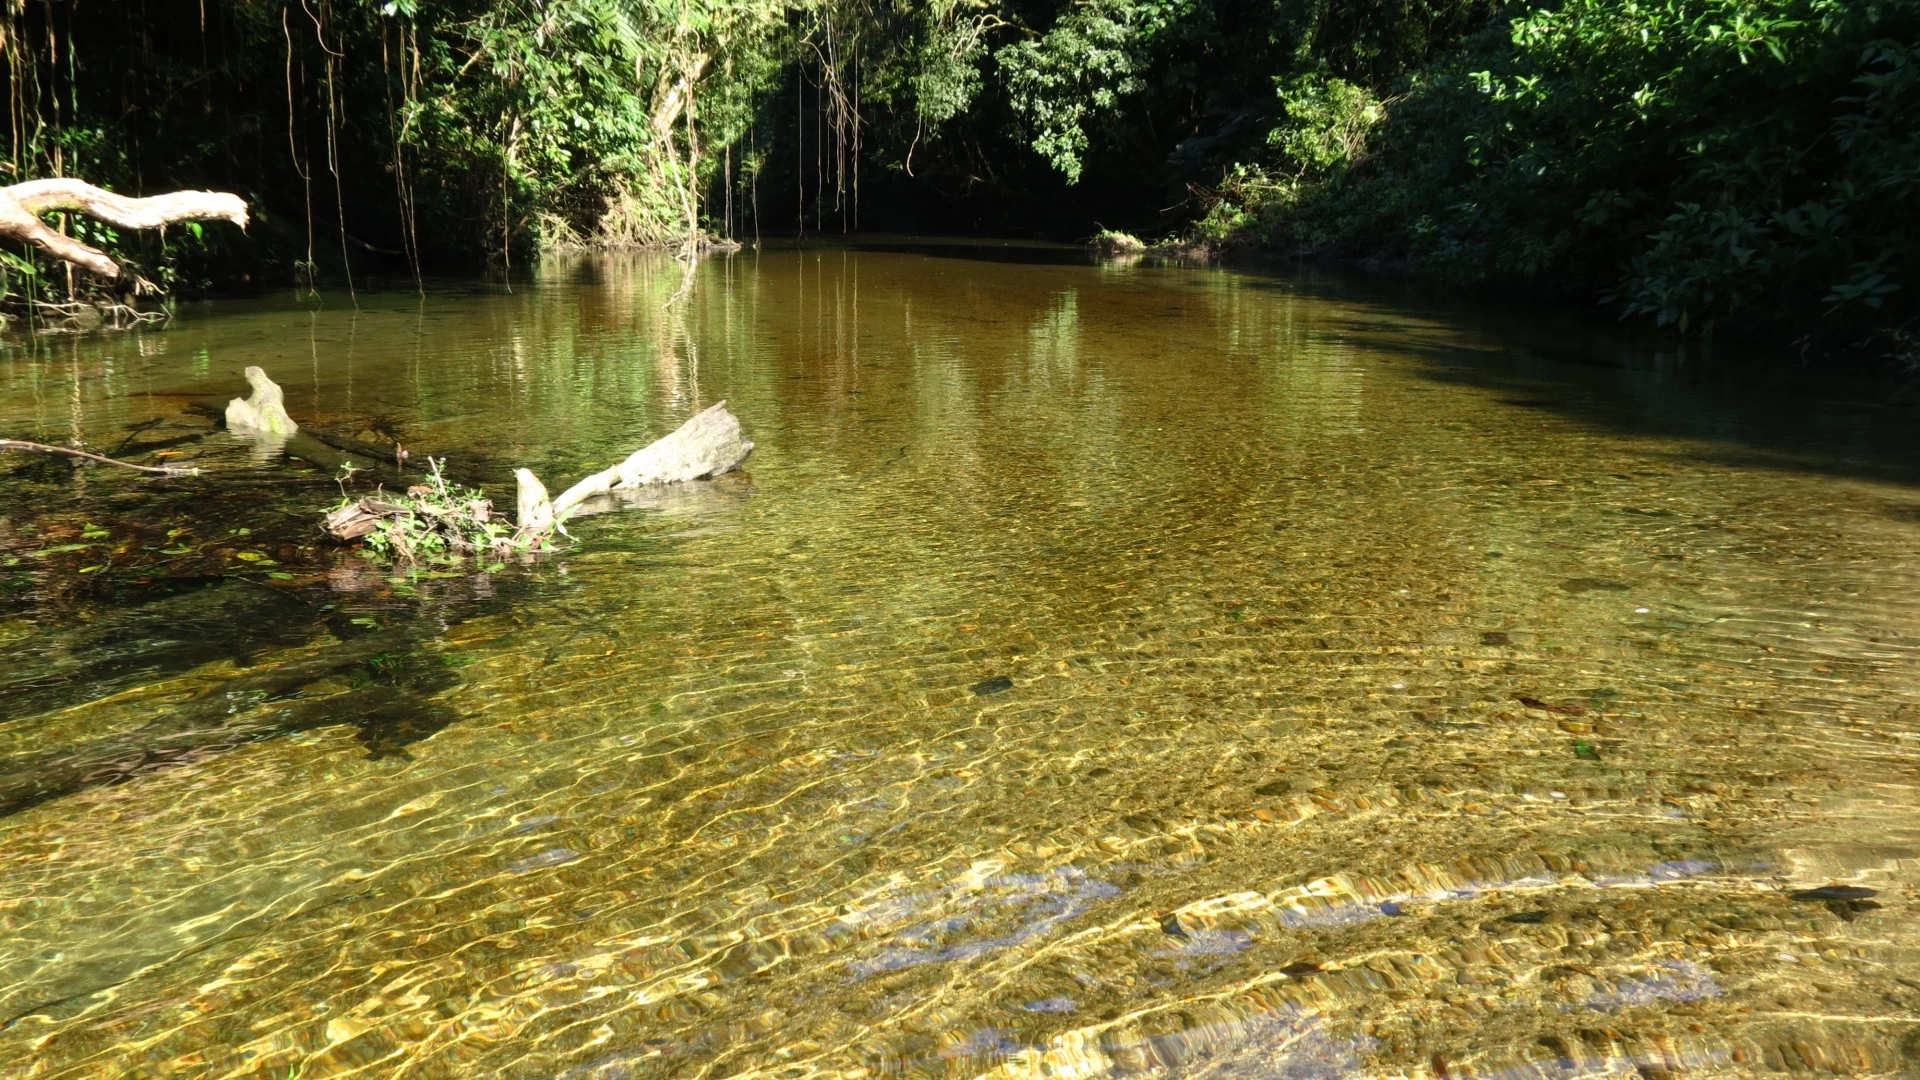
[2,0,1916,362]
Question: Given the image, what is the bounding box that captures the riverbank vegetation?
[3,0,1915,362]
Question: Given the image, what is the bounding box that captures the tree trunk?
[224,365,298,435]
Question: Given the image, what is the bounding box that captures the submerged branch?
[0,439,201,476]
[27,300,170,332]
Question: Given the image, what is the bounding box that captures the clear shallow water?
[1,246,1918,1078]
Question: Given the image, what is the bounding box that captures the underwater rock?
[1787,885,1876,902]
[1515,695,1587,715]
[1559,577,1630,594]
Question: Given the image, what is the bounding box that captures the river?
[1,243,1917,1078]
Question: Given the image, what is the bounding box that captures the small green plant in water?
[326,458,552,567]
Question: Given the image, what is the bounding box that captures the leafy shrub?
[1234,0,1920,360]
[328,460,545,567]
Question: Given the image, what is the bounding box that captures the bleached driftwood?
[512,468,556,536]
[317,397,751,552]
[519,399,754,530]
[209,368,407,478]
[0,178,248,280]
[225,366,298,435]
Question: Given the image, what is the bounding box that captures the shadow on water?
[1235,269,1920,488]
[791,234,1097,267]
[0,567,547,816]
[0,448,582,816]
[1407,343,1920,489]
[0,573,323,720]
[0,632,452,816]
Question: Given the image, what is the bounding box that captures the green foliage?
[911,4,993,127]
[998,0,1191,182]
[981,0,1497,199]
[1268,76,1383,180]
[1231,0,1920,361]
[1,0,810,291]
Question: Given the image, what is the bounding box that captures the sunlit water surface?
[1,246,1918,1078]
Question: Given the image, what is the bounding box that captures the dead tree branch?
[0,178,248,279]
[0,439,201,476]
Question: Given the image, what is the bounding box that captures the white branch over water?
[0,178,248,279]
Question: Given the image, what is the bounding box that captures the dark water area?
[1,244,1918,1077]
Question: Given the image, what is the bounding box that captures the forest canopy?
[3,0,1916,363]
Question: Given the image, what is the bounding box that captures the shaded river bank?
[2,243,1919,1078]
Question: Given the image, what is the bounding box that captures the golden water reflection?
[1,247,1918,1078]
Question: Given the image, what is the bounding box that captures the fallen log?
[527,399,755,526]
[321,399,754,553]
[514,469,556,535]
[199,367,753,556]
[277,433,384,477]
[302,427,411,470]
[0,178,247,281]
[193,370,402,480]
